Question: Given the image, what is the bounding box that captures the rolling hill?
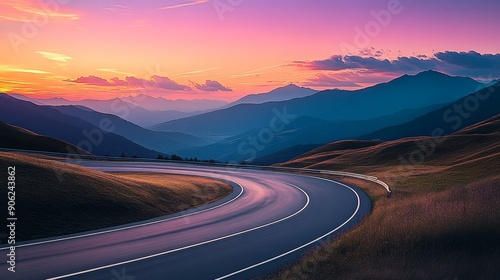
[0,94,160,158]
[175,104,450,162]
[0,121,90,155]
[250,144,323,166]
[278,114,500,172]
[253,140,381,166]
[0,152,231,241]
[273,117,500,280]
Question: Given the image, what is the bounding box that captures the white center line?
[46,181,310,280]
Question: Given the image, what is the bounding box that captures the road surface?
[0,161,371,279]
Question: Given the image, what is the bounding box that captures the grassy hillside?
[269,115,500,279]
[280,115,500,184]
[252,144,323,166]
[0,152,231,241]
[270,176,500,279]
[0,120,90,155]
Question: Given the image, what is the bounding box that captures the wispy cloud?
[103,4,130,13]
[172,67,220,78]
[36,51,72,64]
[0,65,50,74]
[0,79,34,85]
[0,0,78,22]
[230,64,285,78]
[157,0,210,10]
[96,68,133,76]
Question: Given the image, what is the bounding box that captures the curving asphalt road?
[0,161,371,280]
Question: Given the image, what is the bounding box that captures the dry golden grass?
[268,116,500,279]
[116,172,231,206]
[0,152,231,241]
[270,175,500,280]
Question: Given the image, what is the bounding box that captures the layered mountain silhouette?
[175,108,442,163]
[10,95,197,127]
[153,71,483,141]
[0,94,160,157]
[123,94,227,112]
[363,81,500,140]
[54,105,206,153]
[160,71,486,162]
[254,81,500,165]
[3,71,495,162]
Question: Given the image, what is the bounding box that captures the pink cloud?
[192,80,232,91]
[110,77,129,86]
[296,51,500,78]
[152,75,191,91]
[70,75,191,91]
[73,75,112,86]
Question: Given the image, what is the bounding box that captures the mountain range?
[10,85,316,128]
[156,71,489,162]
[0,94,160,158]
[54,105,207,153]
[362,81,500,141]
[9,95,198,127]
[153,71,483,140]
[2,71,497,162]
[121,94,227,112]
[253,81,500,165]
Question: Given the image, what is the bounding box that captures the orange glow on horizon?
[0,1,498,101]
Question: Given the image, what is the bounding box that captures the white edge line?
[0,179,244,250]
[46,182,310,280]
[214,177,362,280]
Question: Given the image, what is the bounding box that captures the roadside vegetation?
[269,171,499,279]
[0,152,232,241]
[269,116,500,279]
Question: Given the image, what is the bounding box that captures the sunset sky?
[1,0,499,101]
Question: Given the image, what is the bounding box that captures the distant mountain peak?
[427,69,457,77]
[227,84,318,107]
[268,83,309,93]
[281,83,302,89]
[421,69,441,74]
[392,70,479,85]
[412,70,480,81]
[412,69,448,78]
